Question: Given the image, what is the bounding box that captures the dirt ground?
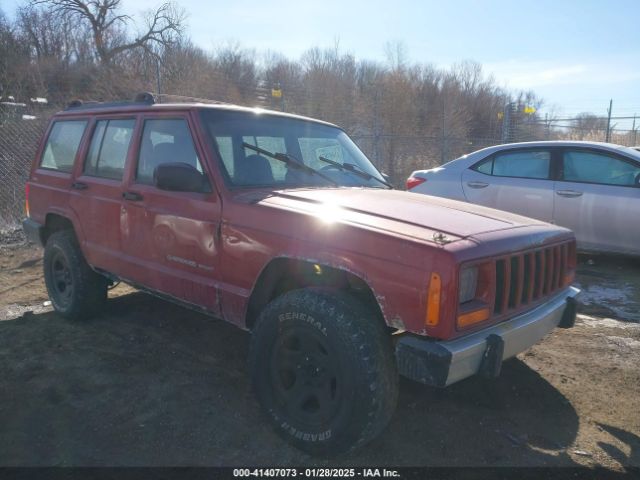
[0,239,639,470]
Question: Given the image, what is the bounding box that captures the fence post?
[501,102,514,143]
[440,99,446,164]
[544,113,550,140]
[605,99,613,143]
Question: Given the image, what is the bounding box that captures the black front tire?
[249,288,398,456]
[43,230,108,320]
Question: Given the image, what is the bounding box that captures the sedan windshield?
[200,109,389,189]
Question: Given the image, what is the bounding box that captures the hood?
[256,188,547,244]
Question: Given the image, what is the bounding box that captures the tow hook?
[558,296,578,329]
[479,334,504,379]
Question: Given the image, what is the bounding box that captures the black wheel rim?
[270,326,342,427]
[49,250,73,308]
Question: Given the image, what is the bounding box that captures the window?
[298,137,352,170]
[473,150,550,179]
[474,158,492,175]
[201,110,386,189]
[242,136,288,181]
[562,150,640,186]
[136,119,202,185]
[214,136,234,176]
[40,120,87,172]
[84,119,135,180]
[493,151,550,179]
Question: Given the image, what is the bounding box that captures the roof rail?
[65,92,156,111]
[154,93,235,106]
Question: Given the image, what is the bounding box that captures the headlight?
[459,267,478,304]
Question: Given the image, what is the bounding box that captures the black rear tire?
[43,230,108,320]
[249,288,398,456]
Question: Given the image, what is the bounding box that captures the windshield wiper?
[242,143,338,186]
[318,156,393,189]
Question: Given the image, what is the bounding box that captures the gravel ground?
[0,241,638,470]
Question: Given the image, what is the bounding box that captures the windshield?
[200,110,388,189]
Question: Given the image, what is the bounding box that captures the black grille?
[493,243,570,316]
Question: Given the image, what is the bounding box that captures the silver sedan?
[407,141,640,256]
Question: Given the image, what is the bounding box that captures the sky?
[3,0,640,129]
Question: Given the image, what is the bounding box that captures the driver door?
[120,113,223,314]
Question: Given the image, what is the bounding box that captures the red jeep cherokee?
[22,94,580,455]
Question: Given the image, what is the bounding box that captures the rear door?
[461,148,555,222]
[29,118,89,232]
[554,148,640,254]
[69,115,137,269]
[119,112,223,315]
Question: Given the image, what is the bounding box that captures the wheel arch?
[42,213,76,244]
[245,257,389,332]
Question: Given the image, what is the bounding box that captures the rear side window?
[473,150,550,179]
[40,120,87,172]
[136,118,202,185]
[474,158,493,175]
[562,150,640,186]
[84,119,135,180]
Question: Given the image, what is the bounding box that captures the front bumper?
[395,286,580,387]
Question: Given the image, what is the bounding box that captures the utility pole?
[155,58,162,102]
[544,113,550,140]
[373,89,380,166]
[271,83,284,112]
[501,102,514,143]
[632,114,637,146]
[440,99,446,164]
[605,99,613,142]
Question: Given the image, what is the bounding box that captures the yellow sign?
[271,88,282,98]
[497,112,504,120]
[523,106,536,114]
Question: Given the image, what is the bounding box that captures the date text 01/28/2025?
[232,468,401,477]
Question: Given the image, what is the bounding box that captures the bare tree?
[213,42,258,103]
[32,0,185,65]
[18,6,93,66]
[383,39,408,73]
[0,10,33,98]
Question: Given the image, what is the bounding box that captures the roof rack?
[153,93,235,106]
[65,92,156,111]
[64,92,240,110]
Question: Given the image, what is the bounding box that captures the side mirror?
[154,162,208,192]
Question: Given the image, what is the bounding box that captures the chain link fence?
[0,116,50,227]
[0,112,507,229]
[1,102,638,229]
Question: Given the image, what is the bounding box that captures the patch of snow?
[578,314,640,330]
[604,335,640,351]
[0,303,52,322]
[575,282,639,322]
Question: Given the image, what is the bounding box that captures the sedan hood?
[257,188,547,243]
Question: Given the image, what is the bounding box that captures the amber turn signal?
[24,183,30,218]
[563,271,575,286]
[425,272,441,326]
[457,307,490,328]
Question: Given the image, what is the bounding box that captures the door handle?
[467,181,489,189]
[71,182,88,190]
[556,190,583,198]
[122,191,144,201]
